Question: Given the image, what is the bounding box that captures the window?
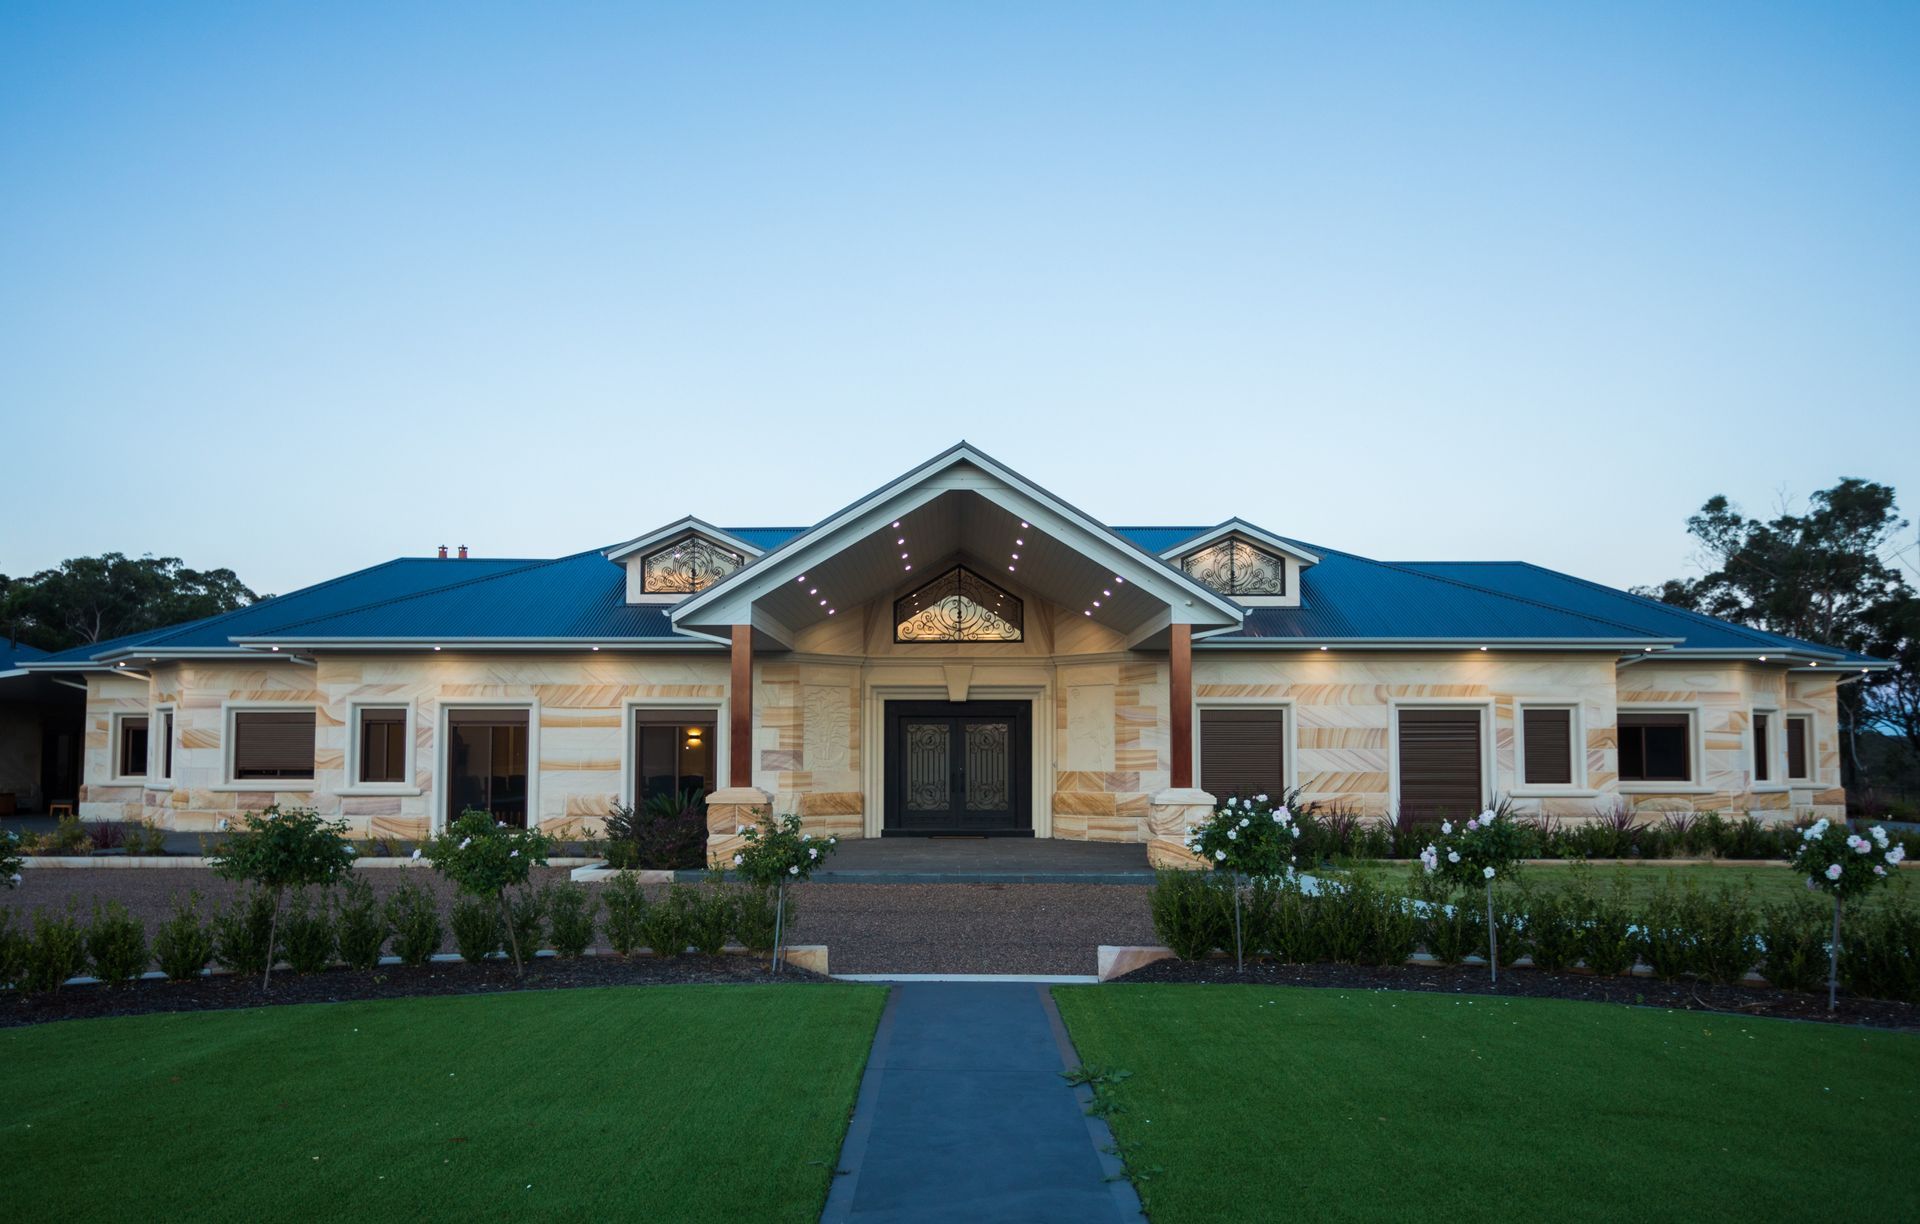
[1752,712,1772,784]
[1179,536,1286,596]
[1397,708,1482,820]
[1786,716,1811,781]
[358,707,409,784]
[158,709,174,781]
[1618,712,1691,783]
[231,710,317,781]
[894,566,1023,642]
[447,708,529,827]
[1521,707,1574,786]
[1199,709,1287,802]
[632,711,717,805]
[117,715,149,779]
[640,534,746,594]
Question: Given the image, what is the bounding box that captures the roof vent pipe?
[458,545,469,559]
[437,545,449,559]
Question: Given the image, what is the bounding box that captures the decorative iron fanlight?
[641,534,745,594]
[894,566,1023,642]
[1179,537,1285,596]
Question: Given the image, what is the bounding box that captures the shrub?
[1414,880,1483,966]
[333,876,388,970]
[1521,875,1587,973]
[1637,884,1699,981]
[1315,876,1418,967]
[213,887,277,976]
[683,885,731,956]
[1247,875,1318,963]
[602,874,649,956]
[1842,887,1920,1003]
[279,890,336,974]
[1149,869,1231,961]
[450,895,502,963]
[22,904,87,993]
[603,790,709,870]
[1759,894,1831,993]
[509,887,546,955]
[1181,793,1305,970]
[85,900,149,985]
[1792,818,1903,1007]
[1578,879,1640,977]
[152,892,216,981]
[731,811,838,973]
[423,809,551,974]
[545,883,598,958]
[1416,804,1527,981]
[2,828,24,884]
[1691,884,1759,985]
[26,814,91,856]
[731,885,780,954]
[639,884,694,957]
[0,907,27,987]
[209,805,356,989]
[385,878,444,966]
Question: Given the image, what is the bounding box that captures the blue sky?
[2,3,1915,596]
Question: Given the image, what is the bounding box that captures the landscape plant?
[509,885,547,958]
[730,883,781,954]
[279,891,336,974]
[450,896,501,963]
[22,904,86,994]
[638,883,693,957]
[208,805,355,989]
[84,900,149,985]
[0,908,25,988]
[152,892,215,981]
[212,887,276,976]
[1840,885,1919,1003]
[1418,806,1527,982]
[1758,894,1831,993]
[730,811,838,974]
[603,790,709,870]
[384,878,444,966]
[545,882,598,957]
[685,884,731,956]
[1181,793,1301,971]
[1577,877,1641,976]
[423,809,552,974]
[1792,818,1904,1008]
[333,875,388,969]
[601,873,648,955]
[2,828,22,886]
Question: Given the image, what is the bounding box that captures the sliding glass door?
[447,708,530,827]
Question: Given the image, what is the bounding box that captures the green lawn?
[2,984,886,1222]
[1329,858,1819,906]
[1055,984,1917,1223]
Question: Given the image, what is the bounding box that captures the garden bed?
[0,949,833,1029]
[1109,955,1920,1029]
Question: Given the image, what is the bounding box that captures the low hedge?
[1148,868,1920,1003]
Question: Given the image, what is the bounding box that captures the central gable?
[670,443,1243,649]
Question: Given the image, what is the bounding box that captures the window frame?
[217,703,319,790]
[1784,713,1814,783]
[434,699,540,834]
[110,711,151,783]
[1750,706,1785,792]
[343,701,418,795]
[1193,701,1295,803]
[1615,706,1708,792]
[1512,702,1593,795]
[1387,698,1495,818]
[1178,535,1289,598]
[152,705,176,788]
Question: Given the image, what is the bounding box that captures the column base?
[706,786,775,866]
[1146,787,1217,870]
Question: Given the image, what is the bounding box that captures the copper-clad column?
[730,623,753,788]
[1169,623,1193,789]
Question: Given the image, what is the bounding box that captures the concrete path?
[821,982,1144,1224]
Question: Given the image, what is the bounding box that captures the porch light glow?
[1085,610,1092,616]
[1019,521,1028,529]
[1759,655,1767,661]
[820,599,828,606]
[901,552,909,559]
[1092,600,1100,607]
[1016,538,1024,546]
[1114,577,1124,584]
[797,575,807,583]
[897,538,905,545]
[270,646,279,652]
[1103,589,1110,596]
[892,521,901,528]
[1011,553,1019,560]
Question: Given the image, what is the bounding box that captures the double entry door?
[883,701,1032,835]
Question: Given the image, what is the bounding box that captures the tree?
[1636,480,1917,787]
[209,806,356,990]
[424,810,552,975]
[1,552,258,653]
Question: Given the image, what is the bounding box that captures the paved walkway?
[794,838,1153,884]
[822,982,1144,1223]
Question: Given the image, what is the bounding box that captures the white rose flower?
[459,837,471,850]
[411,848,422,861]
[1238,818,1249,829]
[788,865,799,875]
[1483,866,1496,880]
[1227,830,1237,841]
[509,849,519,858]
[732,854,744,866]
[808,848,818,859]
[1290,826,1300,839]
[1447,850,1460,863]
[1870,826,1889,847]
[1888,846,1907,865]
[1440,821,1452,835]
[737,825,747,835]
[1255,794,1269,803]
[1874,865,1887,876]
[1275,806,1290,821]
[1825,863,1843,880]
[1214,850,1227,861]
[1226,797,1238,808]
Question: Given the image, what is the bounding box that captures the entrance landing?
[801,838,1153,884]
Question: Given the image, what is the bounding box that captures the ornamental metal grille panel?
[894,566,1024,642]
[640,534,747,594]
[1180,537,1286,595]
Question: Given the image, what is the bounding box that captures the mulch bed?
[1,954,830,1030]
[1113,957,1920,1030]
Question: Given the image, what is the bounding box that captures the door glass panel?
[904,723,951,811]
[964,722,1010,810]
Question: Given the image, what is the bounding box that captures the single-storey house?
[21,444,1886,866]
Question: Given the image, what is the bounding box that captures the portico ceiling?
[670,446,1243,649]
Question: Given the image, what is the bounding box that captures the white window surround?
[620,697,728,810]
[339,701,420,797]
[1510,701,1597,798]
[1191,698,1297,798]
[1615,704,1712,795]
[1785,713,1816,784]
[149,705,176,791]
[1386,698,1497,814]
[108,710,150,785]
[432,699,541,834]
[212,701,319,792]
[1750,705,1787,794]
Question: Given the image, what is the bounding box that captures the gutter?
[1192,637,1680,652]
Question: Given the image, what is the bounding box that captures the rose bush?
[1419,806,1527,982]
[423,809,552,975]
[1792,818,1904,1008]
[730,811,838,973]
[1182,793,1301,971]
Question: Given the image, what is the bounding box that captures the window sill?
[1509,787,1600,799]
[1617,783,1714,795]
[337,785,423,798]
[107,776,148,787]
[209,781,316,793]
[144,782,174,793]
[1751,784,1790,795]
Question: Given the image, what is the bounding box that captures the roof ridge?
[241,549,606,638]
[130,556,428,649]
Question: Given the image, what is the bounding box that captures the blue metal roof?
[725,527,808,553]
[1112,526,1212,554]
[1,639,48,671]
